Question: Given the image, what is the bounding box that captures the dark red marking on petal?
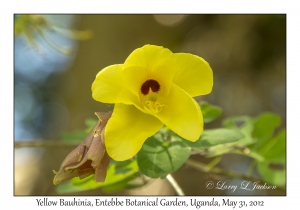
[141,79,160,95]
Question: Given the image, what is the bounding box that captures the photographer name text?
[206,181,276,193]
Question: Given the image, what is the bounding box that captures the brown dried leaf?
[53,112,112,185]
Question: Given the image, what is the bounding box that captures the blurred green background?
[14,14,286,195]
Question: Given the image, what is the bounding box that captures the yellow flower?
[92,45,213,161]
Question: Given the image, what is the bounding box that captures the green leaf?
[56,180,88,194]
[252,113,281,149]
[199,101,222,123]
[259,130,286,164]
[236,119,256,146]
[71,159,139,190]
[85,118,98,129]
[223,116,256,146]
[257,161,286,186]
[205,144,233,158]
[61,130,87,141]
[203,118,255,157]
[222,116,251,129]
[60,118,98,142]
[233,150,265,162]
[101,175,146,193]
[101,175,138,193]
[182,128,244,150]
[137,134,190,179]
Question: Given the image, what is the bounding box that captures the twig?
[166,174,185,196]
[15,140,286,193]
[185,159,286,192]
[246,160,257,177]
[186,159,261,181]
[14,140,80,148]
[205,156,222,171]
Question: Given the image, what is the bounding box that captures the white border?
[3,0,298,209]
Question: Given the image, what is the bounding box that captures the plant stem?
[185,159,286,192]
[166,174,185,196]
[246,160,257,177]
[14,140,286,193]
[14,140,80,148]
[186,159,261,181]
[205,156,222,171]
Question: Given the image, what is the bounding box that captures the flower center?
[141,79,160,95]
[144,100,165,115]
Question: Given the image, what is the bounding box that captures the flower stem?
[166,174,185,196]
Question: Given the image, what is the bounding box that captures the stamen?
[144,100,165,114]
[141,79,160,95]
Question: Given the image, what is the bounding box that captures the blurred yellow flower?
[92,45,213,161]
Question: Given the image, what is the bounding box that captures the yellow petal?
[105,103,163,161]
[173,53,213,97]
[92,64,138,105]
[122,45,176,97]
[156,83,203,141]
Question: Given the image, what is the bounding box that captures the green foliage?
[60,118,97,142]
[260,130,286,163]
[182,128,244,150]
[223,116,256,146]
[137,134,191,178]
[72,159,138,189]
[56,159,141,194]
[61,130,87,142]
[257,161,286,186]
[56,180,88,194]
[199,101,222,123]
[246,113,286,186]
[205,116,255,158]
[84,118,98,130]
[57,102,286,194]
[252,113,281,149]
[223,113,285,186]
